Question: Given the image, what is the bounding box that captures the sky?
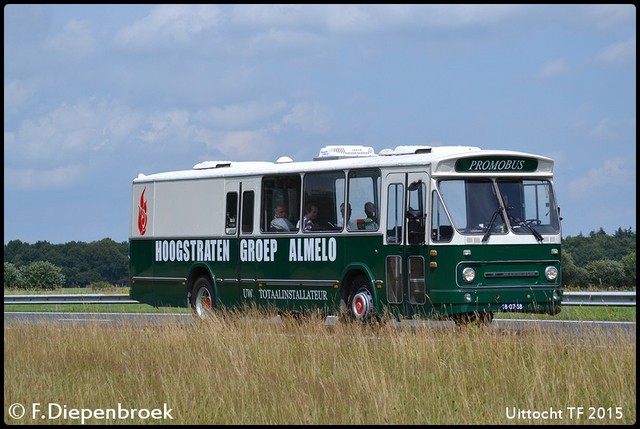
[4,4,636,245]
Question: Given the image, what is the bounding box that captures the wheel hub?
[351,290,373,321]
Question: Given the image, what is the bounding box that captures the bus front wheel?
[191,276,215,319]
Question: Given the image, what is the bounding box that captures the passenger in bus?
[297,204,318,231]
[339,203,357,230]
[270,205,296,232]
[364,202,378,230]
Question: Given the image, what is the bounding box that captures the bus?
[129,144,563,324]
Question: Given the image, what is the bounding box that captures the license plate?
[500,303,525,311]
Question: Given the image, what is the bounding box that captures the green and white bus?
[129,144,563,324]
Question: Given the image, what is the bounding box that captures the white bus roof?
[133,145,553,183]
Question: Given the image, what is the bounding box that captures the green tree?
[87,239,129,285]
[20,261,66,290]
[620,251,636,286]
[4,239,129,287]
[563,231,606,266]
[4,262,24,289]
[560,251,588,288]
[584,260,625,289]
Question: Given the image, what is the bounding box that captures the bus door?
[237,181,258,306]
[218,180,241,306]
[384,172,429,319]
[221,180,258,307]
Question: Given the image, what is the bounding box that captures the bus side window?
[302,171,345,231]
[407,181,426,245]
[225,192,238,234]
[347,169,381,232]
[261,175,301,233]
[241,191,254,234]
[430,190,453,242]
[386,183,403,244]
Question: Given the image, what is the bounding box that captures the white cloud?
[6,99,142,164]
[4,165,83,190]
[203,130,275,160]
[46,19,95,54]
[230,4,316,28]
[139,109,191,144]
[194,100,288,129]
[115,4,221,48]
[595,36,636,65]
[586,4,636,31]
[403,4,524,29]
[588,118,617,140]
[535,59,569,80]
[4,79,38,113]
[246,28,324,54]
[232,4,525,33]
[137,102,291,160]
[568,104,635,144]
[282,102,332,134]
[322,5,379,32]
[569,158,632,196]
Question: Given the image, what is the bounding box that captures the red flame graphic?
[137,187,148,236]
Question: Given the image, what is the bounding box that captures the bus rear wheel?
[347,275,375,323]
[191,276,215,319]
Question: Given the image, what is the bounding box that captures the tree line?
[4,238,128,290]
[561,227,635,289]
[3,227,636,290]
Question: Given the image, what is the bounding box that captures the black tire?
[190,276,215,319]
[347,275,375,323]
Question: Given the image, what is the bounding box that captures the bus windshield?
[438,179,560,236]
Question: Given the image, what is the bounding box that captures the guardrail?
[3,291,636,307]
[561,291,635,307]
[4,294,139,305]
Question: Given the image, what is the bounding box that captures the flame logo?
[137,187,148,236]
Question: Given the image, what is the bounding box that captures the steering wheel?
[525,219,542,226]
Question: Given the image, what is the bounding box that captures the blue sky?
[4,4,636,244]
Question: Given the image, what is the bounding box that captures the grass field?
[4,309,636,425]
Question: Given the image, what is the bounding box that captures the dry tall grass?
[4,311,636,424]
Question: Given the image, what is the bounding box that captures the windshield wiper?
[519,220,543,243]
[506,210,543,243]
[482,207,503,243]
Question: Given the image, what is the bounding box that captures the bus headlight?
[545,266,558,281]
[462,267,476,283]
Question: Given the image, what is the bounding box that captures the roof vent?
[193,161,232,170]
[276,156,293,163]
[315,145,375,160]
[393,145,432,155]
